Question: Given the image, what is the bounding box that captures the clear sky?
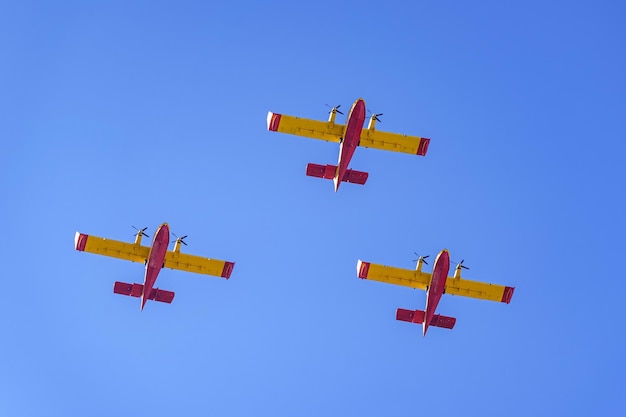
[1,1,625,416]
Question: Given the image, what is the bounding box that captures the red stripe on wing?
[357,261,370,279]
[221,261,235,279]
[501,286,515,304]
[75,233,88,251]
[267,112,282,131]
[417,138,430,156]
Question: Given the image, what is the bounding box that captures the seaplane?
[74,223,235,310]
[266,98,431,191]
[357,250,515,336]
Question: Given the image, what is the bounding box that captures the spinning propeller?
[455,259,470,270]
[325,104,344,115]
[368,109,383,123]
[413,252,429,265]
[132,226,149,238]
[172,232,188,246]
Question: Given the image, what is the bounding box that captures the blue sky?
[1,1,625,416]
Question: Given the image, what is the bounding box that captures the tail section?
[306,163,368,185]
[396,308,456,330]
[113,281,175,304]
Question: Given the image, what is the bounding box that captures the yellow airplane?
[357,250,514,335]
[267,98,430,191]
[75,223,235,310]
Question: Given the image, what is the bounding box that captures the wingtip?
[74,232,88,251]
[267,112,281,131]
[221,261,235,279]
[502,286,515,304]
[357,260,370,279]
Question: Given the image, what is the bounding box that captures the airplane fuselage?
[141,223,170,310]
[334,98,366,191]
[423,249,450,335]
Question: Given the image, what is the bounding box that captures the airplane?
[357,249,514,336]
[74,223,235,310]
[267,98,431,191]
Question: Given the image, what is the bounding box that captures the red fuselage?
[141,223,170,310]
[423,250,450,335]
[334,98,366,191]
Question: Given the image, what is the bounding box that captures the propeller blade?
[325,104,344,115]
[132,226,149,238]
[412,252,429,265]
[172,232,188,246]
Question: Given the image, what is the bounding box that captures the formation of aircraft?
[357,249,515,335]
[74,98,515,337]
[267,98,430,191]
[74,223,234,310]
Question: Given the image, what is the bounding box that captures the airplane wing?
[357,260,431,290]
[164,251,235,279]
[75,232,149,263]
[267,112,430,155]
[359,128,430,156]
[445,278,515,304]
[267,112,343,143]
[357,260,514,304]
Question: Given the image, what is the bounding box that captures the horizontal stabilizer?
[306,163,336,179]
[306,163,368,185]
[113,281,175,304]
[396,308,456,329]
[344,169,368,185]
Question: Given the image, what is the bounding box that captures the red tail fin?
[113,281,175,304]
[306,163,368,185]
[396,308,456,329]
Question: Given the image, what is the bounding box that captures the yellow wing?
[445,277,514,303]
[75,232,149,263]
[75,231,235,279]
[359,128,430,156]
[267,111,430,156]
[267,112,343,143]
[357,260,431,290]
[357,260,514,303]
[164,251,234,278]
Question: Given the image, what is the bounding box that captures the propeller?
[172,232,188,246]
[325,104,344,115]
[132,226,149,238]
[367,109,383,123]
[412,252,429,265]
[455,259,470,270]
